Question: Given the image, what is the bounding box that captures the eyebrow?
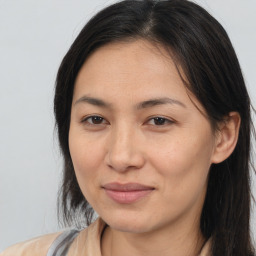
[74,95,112,108]
[74,95,186,109]
[136,97,186,109]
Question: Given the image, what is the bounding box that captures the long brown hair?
[54,1,255,255]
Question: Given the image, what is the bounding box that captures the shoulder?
[0,218,106,256]
[0,232,62,256]
[67,218,106,255]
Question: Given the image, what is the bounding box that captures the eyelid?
[81,115,109,125]
[80,114,175,126]
[145,116,175,126]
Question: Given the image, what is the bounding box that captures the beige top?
[0,218,211,256]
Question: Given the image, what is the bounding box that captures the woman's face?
[69,40,218,234]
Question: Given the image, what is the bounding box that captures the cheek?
[147,129,214,200]
[68,130,105,190]
[149,134,212,172]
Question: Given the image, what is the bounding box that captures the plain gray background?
[0,0,255,251]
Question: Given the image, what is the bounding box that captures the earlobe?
[211,112,241,164]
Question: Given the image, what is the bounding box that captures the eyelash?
[82,115,109,126]
[81,115,174,127]
[147,116,174,126]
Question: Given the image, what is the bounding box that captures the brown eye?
[148,117,174,126]
[83,115,107,125]
[153,117,166,125]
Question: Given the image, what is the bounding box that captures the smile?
[102,182,155,204]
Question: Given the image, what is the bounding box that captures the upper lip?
[102,182,154,192]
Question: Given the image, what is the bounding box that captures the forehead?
[73,39,203,113]
[79,40,177,77]
[75,41,180,89]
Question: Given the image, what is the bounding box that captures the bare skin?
[69,40,240,256]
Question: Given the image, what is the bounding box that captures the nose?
[105,125,145,172]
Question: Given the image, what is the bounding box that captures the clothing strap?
[46,229,80,256]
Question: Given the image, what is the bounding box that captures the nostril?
[105,149,145,172]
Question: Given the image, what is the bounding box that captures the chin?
[109,221,151,234]
[100,211,153,233]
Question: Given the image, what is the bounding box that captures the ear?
[211,112,241,164]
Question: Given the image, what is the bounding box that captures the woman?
[1,0,255,255]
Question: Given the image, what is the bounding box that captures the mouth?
[102,182,155,204]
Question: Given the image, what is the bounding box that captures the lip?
[102,182,154,204]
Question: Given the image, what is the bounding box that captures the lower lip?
[104,189,153,204]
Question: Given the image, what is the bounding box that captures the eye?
[147,117,174,126]
[82,115,108,125]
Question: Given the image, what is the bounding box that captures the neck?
[101,218,205,256]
